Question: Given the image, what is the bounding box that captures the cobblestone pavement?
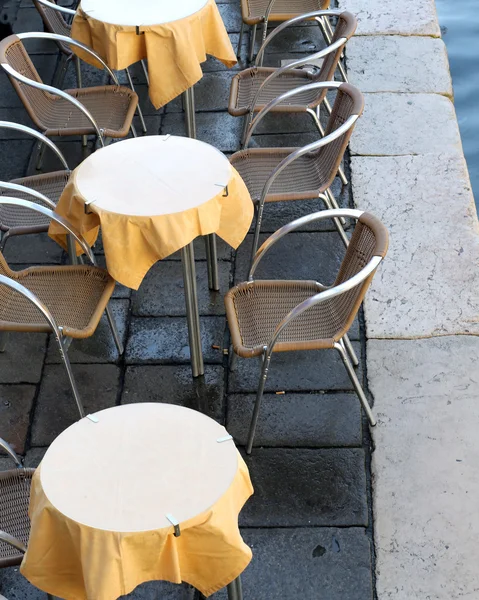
[0,2,375,598]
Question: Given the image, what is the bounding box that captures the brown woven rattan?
[230,83,363,203]
[0,36,138,138]
[230,11,356,116]
[241,0,329,26]
[225,212,389,358]
[0,170,70,233]
[0,255,116,338]
[33,0,72,55]
[0,467,34,568]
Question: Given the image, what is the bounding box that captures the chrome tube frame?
[0,437,22,467]
[0,121,70,170]
[181,242,204,377]
[35,0,75,16]
[0,530,27,554]
[0,181,55,209]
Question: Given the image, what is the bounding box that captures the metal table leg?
[181,242,204,377]
[226,576,243,600]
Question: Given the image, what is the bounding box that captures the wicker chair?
[230,81,364,263]
[0,32,138,150]
[0,197,123,418]
[32,0,148,134]
[0,120,70,251]
[225,209,389,454]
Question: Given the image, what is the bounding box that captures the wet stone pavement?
[0,2,375,599]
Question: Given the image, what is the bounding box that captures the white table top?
[80,0,209,27]
[40,404,238,532]
[76,136,232,217]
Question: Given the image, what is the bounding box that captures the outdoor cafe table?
[48,135,253,377]
[71,0,237,135]
[20,403,254,599]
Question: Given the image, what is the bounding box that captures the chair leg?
[204,234,220,291]
[46,594,55,600]
[237,22,245,59]
[326,188,347,227]
[249,203,263,268]
[248,24,257,62]
[56,334,85,418]
[227,581,238,600]
[125,68,147,134]
[306,108,348,186]
[342,333,359,367]
[235,574,244,600]
[319,193,349,247]
[140,59,149,85]
[240,115,250,149]
[0,230,10,252]
[316,17,348,83]
[334,342,376,426]
[0,331,8,353]
[74,55,82,88]
[246,350,271,454]
[130,123,138,138]
[35,141,46,171]
[229,348,238,372]
[104,304,124,356]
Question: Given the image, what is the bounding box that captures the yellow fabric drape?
[71,0,237,109]
[48,166,253,290]
[21,456,253,599]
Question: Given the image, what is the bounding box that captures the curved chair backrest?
[317,11,356,84]
[32,0,72,55]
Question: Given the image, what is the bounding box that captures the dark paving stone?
[0,385,36,455]
[0,332,47,384]
[133,84,167,116]
[239,448,368,526]
[0,567,47,600]
[2,232,63,264]
[28,139,92,173]
[203,34,247,73]
[45,299,129,364]
[95,255,132,298]
[13,9,58,54]
[62,61,111,90]
[0,139,35,180]
[137,113,162,136]
[126,317,225,364]
[166,72,236,113]
[250,131,318,148]
[217,2,242,32]
[24,447,47,468]
[132,261,230,317]
[31,363,121,445]
[250,111,317,135]
[122,365,225,422]
[121,581,195,599]
[0,56,56,109]
[163,112,242,153]
[256,25,326,56]
[211,528,373,600]
[228,344,363,393]
[0,109,37,140]
[227,392,361,448]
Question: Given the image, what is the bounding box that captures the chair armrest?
[0,530,27,554]
[35,0,75,16]
[255,9,343,65]
[0,181,56,209]
[0,121,70,170]
[0,437,23,467]
[0,197,96,264]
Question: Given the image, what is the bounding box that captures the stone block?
[217,2,242,32]
[350,93,462,156]
[0,140,35,181]
[368,336,479,600]
[121,581,195,599]
[126,317,225,364]
[227,392,362,447]
[29,139,92,173]
[2,233,64,265]
[132,261,230,317]
[347,36,453,97]
[228,343,363,393]
[0,385,36,455]
[0,332,47,384]
[240,448,368,526]
[31,364,121,445]
[351,153,479,337]
[24,447,47,468]
[165,72,236,113]
[0,109,36,139]
[122,365,225,422]
[337,0,440,36]
[45,299,129,364]
[14,9,59,54]
[211,528,373,600]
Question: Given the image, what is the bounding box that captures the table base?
[181,242,204,377]
[227,575,244,600]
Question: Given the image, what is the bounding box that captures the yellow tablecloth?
[71,0,237,109]
[21,456,253,599]
[49,165,253,290]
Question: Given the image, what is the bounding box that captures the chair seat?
[230,147,330,202]
[0,468,34,569]
[241,0,329,25]
[0,170,70,231]
[0,262,116,337]
[229,67,319,116]
[225,280,347,357]
[42,86,138,138]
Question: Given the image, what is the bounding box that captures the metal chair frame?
[0,197,123,418]
[33,0,148,134]
[227,209,385,454]
[0,32,138,149]
[0,120,70,250]
[239,81,361,263]
[0,437,53,599]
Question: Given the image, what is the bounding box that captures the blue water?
[436,0,479,202]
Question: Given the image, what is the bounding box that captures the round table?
[72,0,237,124]
[48,135,254,377]
[21,403,253,599]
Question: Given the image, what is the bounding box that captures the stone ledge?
[347,36,452,97]
[368,336,479,600]
[338,0,440,37]
[351,152,479,338]
[350,93,462,156]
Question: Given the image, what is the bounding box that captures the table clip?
[84,198,97,215]
[217,434,233,443]
[215,183,229,197]
[135,26,144,35]
[166,514,181,537]
[86,414,99,423]
[162,134,171,142]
